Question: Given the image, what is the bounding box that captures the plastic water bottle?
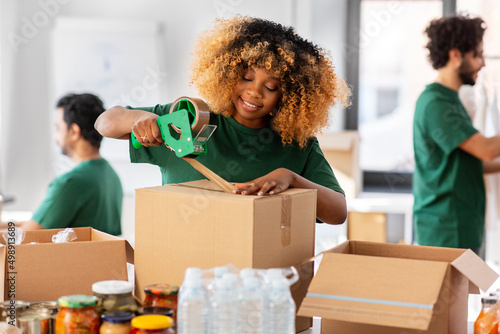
[179,267,203,296]
[267,278,296,334]
[177,276,208,334]
[210,276,239,333]
[239,277,265,334]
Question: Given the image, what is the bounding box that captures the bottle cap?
[92,280,134,294]
[131,315,173,329]
[58,295,98,308]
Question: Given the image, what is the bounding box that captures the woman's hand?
[233,168,295,196]
[132,112,163,147]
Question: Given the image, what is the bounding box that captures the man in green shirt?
[2,93,123,235]
[413,15,500,255]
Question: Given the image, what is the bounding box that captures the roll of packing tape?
[169,96,210,135]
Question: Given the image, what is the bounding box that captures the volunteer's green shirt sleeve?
[418,99,478,155]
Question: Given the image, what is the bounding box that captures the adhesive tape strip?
[169,96,211,135]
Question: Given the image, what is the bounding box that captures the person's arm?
[233,168,347,225]
[0,219,44,230]
[459,132,500,161]
[94,106,163,146]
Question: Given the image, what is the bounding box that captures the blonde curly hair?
[190,15,351,148]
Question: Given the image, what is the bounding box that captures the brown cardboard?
[297,241,499,334]
[347,211,387,242]
[134,180,317,331]
[317,131,361,199]
[0,227,133,302]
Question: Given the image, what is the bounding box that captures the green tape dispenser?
[131,96,216,158]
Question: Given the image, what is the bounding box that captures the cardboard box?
[134,180,317,331]
[0,227,133,302]
[347,211,387,242]
[317,131,361,199]
[297,241,499,334]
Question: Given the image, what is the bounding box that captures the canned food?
[92,280,139,314]
[143,284,178,323]
[0,300,29,328]
[18,308,52,334]
[55,295,100,334]
[99,311,134,334]
[130,315,174,334]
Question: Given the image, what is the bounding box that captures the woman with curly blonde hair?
[96,15,350,225]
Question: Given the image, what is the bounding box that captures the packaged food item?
[136,306,174,318]
[55,295,100,334]
[17,308,52,334]
[99,311,134,334]
[143,284,178,322]
[130,315,174,334]
[474,292,499,334]
[29,300,59,332]
[0,300,29,327]
[92,280,140,314]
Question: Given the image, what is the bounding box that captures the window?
[345,0,455,192]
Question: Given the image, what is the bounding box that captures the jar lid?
[131,315,173,329]
[102,311,135,323]
[137,306,174,317]
[92,280,134,294]
[0,300,29,309]
[58,295,98,308]
[144,283,179,296]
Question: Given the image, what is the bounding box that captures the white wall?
[0,0,348,244]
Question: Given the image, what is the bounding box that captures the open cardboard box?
[134,179,317,332]
[0,227,133,302]
[297,240,499,334]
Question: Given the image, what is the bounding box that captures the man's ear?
[68,123,81,140]
[449,48,463,67]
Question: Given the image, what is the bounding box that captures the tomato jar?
[130,315,174,334]
[99,311,134,334]
[92,280,140,314]
[55,295,100,334]
[143,284,178,322]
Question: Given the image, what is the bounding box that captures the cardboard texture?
[347,211,387,242]
[0,227,133,302]
[134,180,317,331]
[297,241,499,334]
[317,131,361,199]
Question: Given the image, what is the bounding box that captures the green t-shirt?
[129,103,344,196]
[32,158,123,235]
[413,83,484,249]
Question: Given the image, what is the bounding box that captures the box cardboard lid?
[298,253,449,331]
[451,249,499,294]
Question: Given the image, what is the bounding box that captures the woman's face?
[231,67,281,128]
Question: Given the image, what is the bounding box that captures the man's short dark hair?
[425,14,486,70]
[56,93,105,148]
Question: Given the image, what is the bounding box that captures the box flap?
[298,253,449,330]
[451,249,499,293]
[317,131,359,151]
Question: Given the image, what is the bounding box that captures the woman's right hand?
[131,112,164,147]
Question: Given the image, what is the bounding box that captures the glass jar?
[0,300,29,327]
[29,301,59,334]
[92,280,140,314]
[474,293,499,334]
[130,315,174,334]
[55,295,100,334]
[17,308,52,334]
[99,311,134,334]
[143,284,178,322]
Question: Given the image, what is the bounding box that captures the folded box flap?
[298,253,449,330]
[451,249,499,293]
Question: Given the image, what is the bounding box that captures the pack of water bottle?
[176,264,299,334]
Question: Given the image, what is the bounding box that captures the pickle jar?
[130,315,174,334]
[143,284,178,321]
[55,295,100,334]
[99,311,134,334]
[92,280,139,314]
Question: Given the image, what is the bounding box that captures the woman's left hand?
[232,168,296,196]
